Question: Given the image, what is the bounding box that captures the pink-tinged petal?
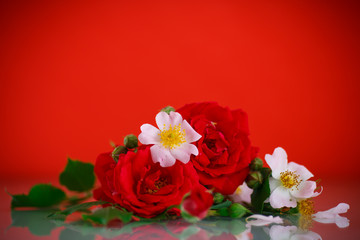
[312,186,323,198]
[269,225,296,240]
[170,148,190,164]
[170,143,199,164]
[150,145,176,167]
[292,231,322,240]
[156,111,170,130]
[138,124,161,145]
[290,180,316,199]
[169,111,183,126]
[265,147,288,179]
[269,177,281,192]
[182,120,202,143]
[270,186,297,208]
[287,162,313,181]
[335,215,350,228]
[314,203,350,219]
[246,215,284,227]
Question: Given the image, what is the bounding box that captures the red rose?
[177,102,258,195]
[181,186,213,221]
[94,145,202,218]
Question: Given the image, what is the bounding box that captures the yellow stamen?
[146,178,168,194]
[235,186,242,195]
[159,124,186,149]
[299,215,313,230]
[280,170,301,189]
[299,199,315,216]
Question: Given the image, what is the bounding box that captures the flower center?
[299,199,315,216]
[235,186,242,195]
[146,177,168,194]
[280,170,301,189]
[159,124,186,149]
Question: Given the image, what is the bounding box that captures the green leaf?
[251,168,271,213]
[60,158,95,192]
[48,201,107,219]
[82,206,133,225]
[10,184,66,208]
[11,194,32,208]
[211,200,232,210]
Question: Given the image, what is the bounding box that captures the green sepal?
[210,200,232,210]
[82,206,132,225]
[250,167,271,213]
[10,184,66,208]
[217,207,230,217]
[59,158,95,192]
[161,106,175,114]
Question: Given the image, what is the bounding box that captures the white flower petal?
[313,203,349,219]
[138,124,161,144]
[270,186,297,208]
[335,215,350,228]
[269,178,282,193]
[290,180,316,199]
[156,111,170,130]
[265,147,288,179]
[287,162,314,181]
[291,231,322,240]
[150,145,176,167]
[311,186,323,198]
[170,143,199,164]
[269,225,297,240]
[169,111,183,126]
[230,182,253,204]
[246,214,283,227]
[182,120,202,143]
[331,203,350,214]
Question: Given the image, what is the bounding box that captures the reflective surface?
[1,177,358,239]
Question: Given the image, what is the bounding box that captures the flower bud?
[249,158,263,171]
[217,207,230,217]
[161,106,175,114]
[181,187,213,223]
[123,134,138,149]
[246,171,263,189]
[229,203,248,218]
[112,145,127,162]
[213,192,225,204]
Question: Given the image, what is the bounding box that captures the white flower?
[230,182,253,204]
[138,111,202,167]
[265,147,319,209]
[235,228,252,240]
[269,225,322,240]
[313,203,350,228]
[246,214,283,227]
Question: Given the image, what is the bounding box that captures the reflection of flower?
[313,203,350,228]
[229,182,253,204]
[234,228,252,240]
[246,214,283,227]
[181,186,213,221]
[269,225,321,240]
[265,147,319,208]
[138,111,202,167]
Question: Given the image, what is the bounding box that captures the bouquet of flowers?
[9,102,349,236]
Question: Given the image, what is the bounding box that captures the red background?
[1,0,359,180]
